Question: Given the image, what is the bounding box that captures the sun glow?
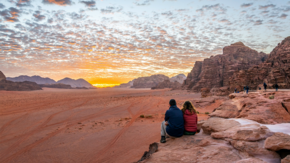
[93,84,120,88]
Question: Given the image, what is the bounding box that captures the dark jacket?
[183,110,198,132]
[165,105,184,137]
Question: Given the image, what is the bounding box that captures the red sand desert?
[0,88,216,163]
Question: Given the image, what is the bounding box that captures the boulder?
[200,88,211,97]
[210,87,230,96]
[211,124,274,141]
[209,100,240,118]
[201,117,240,135]
[230,140,280,162]
[264,132,290,151]
[282,155,290,163]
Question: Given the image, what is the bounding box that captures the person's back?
[183,110,197,133]
[160,99,184,143]
[165,105,184,137]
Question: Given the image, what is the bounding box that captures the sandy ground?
[0,88,214,163]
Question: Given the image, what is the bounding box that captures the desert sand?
[0,88,216,163]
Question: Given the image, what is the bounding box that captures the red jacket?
[183,110,198,132]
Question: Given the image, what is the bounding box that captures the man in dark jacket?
[160,99,184,143]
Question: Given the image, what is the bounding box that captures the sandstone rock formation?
[0,71,6,81]
[57,78,94,88]
[151,80,181,90]
[182,42,267,92]
[229,36,290,91]
[201,117,240,134]
[132,74,169,88]
[282,155,290,163]
[264,132,290,151]
[0,71,42,91]
[210,92,290,124]
[7,75,56,84]
[114,80,134,88]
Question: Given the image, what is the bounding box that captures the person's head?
[181,101,197,114]
[169,99,176,106]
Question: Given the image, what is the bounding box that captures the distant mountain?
[7,75,56,84]
[132,74,169,88]
[169,74,186,84]
[57,78,94,88]
[114,80,135,88]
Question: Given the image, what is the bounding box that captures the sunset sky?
[0,0,289,87]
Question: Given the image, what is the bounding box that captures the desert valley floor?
[0,88,217,163]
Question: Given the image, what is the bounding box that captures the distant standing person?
[181,101,198,135]
[160,99,184,143]
[263,83,267,91]
[274,83,279,91]
[234,88,237,93]
[246,86,249,94]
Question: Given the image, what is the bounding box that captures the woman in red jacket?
[181,101,198,135]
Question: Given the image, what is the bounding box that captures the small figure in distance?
[234,88,237,93]
[259,87,261,90]
[181,101,198,135]
[246,85,249,94]
[263,82,267,91]
[160,99,184,143]
[274,83,279,91]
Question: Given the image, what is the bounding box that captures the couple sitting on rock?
[160,99,198,143]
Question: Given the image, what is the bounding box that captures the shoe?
[160,136,166,143]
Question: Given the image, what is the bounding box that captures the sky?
[0,0,289,87]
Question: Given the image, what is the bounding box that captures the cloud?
[279,14,288,19]
[134,0,153,6]
[33,11,46,21]
[80,0,96,7]
[0,7,21,22]
[101,6,123,14]
[42,0,72,6]
[241,3,253,8]
[17,0,32,7]
[0,3,5,9]
[259,4,276,10]
[254,20,263,25]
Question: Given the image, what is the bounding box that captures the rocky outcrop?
[201,117,240,134]
[229,36,290,91]
[7,75,56,84]
[0,71,6,81]
[182,42,267,92]
[38,83,72,89]
[132,74,169,88]
[151,80,181,90]
[209,92,290,124]
[264,132,290,151]
[0,71,42,91]
[57,78,94,88]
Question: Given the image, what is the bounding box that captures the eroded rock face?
[182,42,267,92]
[210,92,290,124]
[201,117,240,134]
[265,132,290,151]
[0,71,6,81]
[229,36,290,91]
[282,155,290,163]
[151,80,181,90]
[132,74,169,88]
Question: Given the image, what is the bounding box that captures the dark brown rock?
[0,71,6,81]
[132,74,169,88]
[38,83,72,89]
[229,36,290,90]
[0,80,42,91]
[151,80,181,90]
[182,42,267,92]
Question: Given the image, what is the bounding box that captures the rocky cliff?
[151,80,181,90]
[182,42,267,91]
[0,71,42,91]
[229,36,290,91]
[132,74,169,88]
